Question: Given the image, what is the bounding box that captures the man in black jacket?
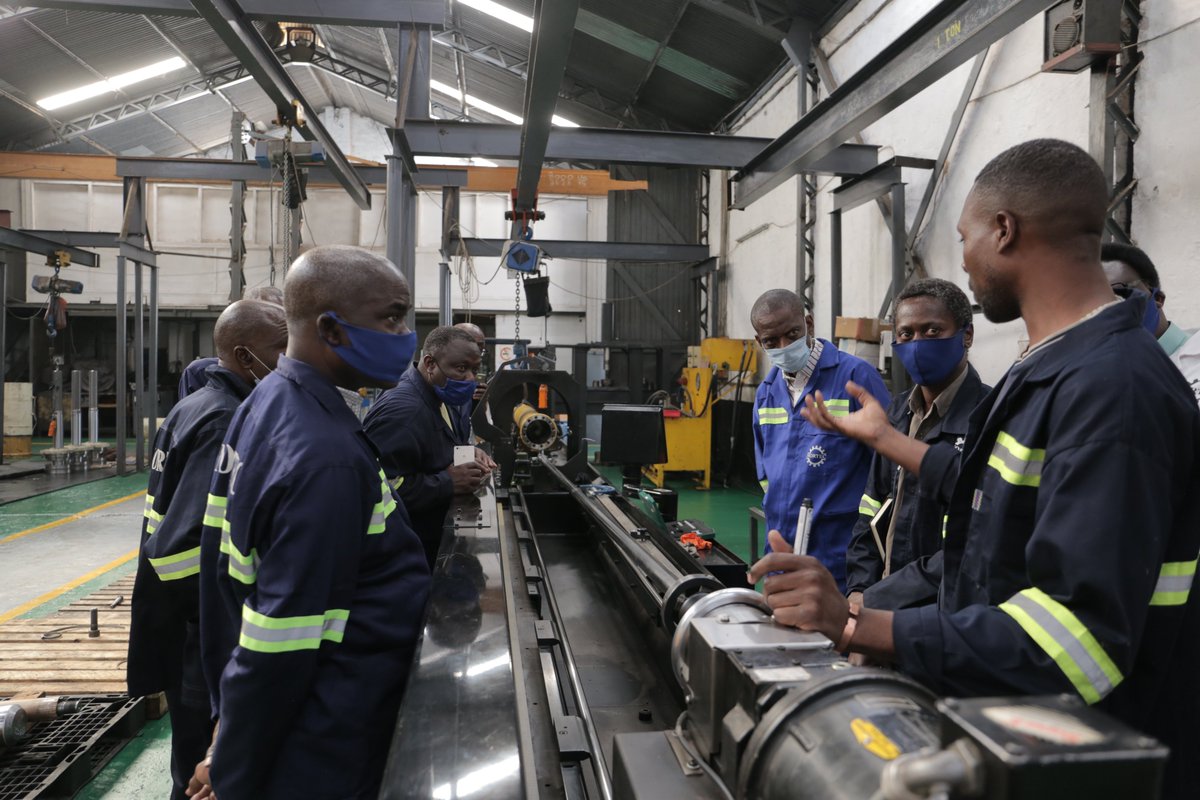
[846,278,988,611]
[127,299,286,800]
[363,325,496,567]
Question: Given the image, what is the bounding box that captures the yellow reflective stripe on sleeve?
[756,407,789,425]
[143,495,164,535]
[368,470,398,535]
[238,606,350,654]
[824,398,851,418]
[759,479,769,493]
[858,493,882,517]
[999,587,1123,704]
[987,431,1045,487]
[388,476,405,491]
[202,493,227,529]
[147,546,202,581]
[1149,558,1197,607]
[941,514,949,539]
[220,523,259,585]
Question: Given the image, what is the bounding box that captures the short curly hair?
[896,278,973,331]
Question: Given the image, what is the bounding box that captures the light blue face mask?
[764,337,812,373]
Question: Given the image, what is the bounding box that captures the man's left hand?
[475,448,498,472]
[748,530,850,641]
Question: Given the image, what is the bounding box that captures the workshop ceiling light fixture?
[453,0,533,32]
[37,56,188,110]
[429,80,579,128]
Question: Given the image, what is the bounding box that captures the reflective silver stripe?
[147,547,202,581]
[220,526,259,585]
[238,607,350,653]
[999,589,1121,704]
[987,431,1044,487]
[202,493,227,529]
[1150,559,1197,606]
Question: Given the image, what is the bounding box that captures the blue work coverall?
[753,340,889,591]
[846,364,988,610]
[128,366,251,799]
[178,357,218,399]
[891,298,1200,799]
[198,356,431,800]
[363,365,472,568]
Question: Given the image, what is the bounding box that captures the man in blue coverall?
[845,278,989,612]
[751,139,1200,799]
[363,325,495,568]
[751,288,889,592]
[178,286,284,399]
[127,299,286,800]
[196,246,431,800]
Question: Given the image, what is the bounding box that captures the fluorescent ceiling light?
[415,155,501,168]
[429,79,579,128]
[37,56,188,110]
[454,0,533,32]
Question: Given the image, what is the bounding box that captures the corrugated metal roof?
[0,1,850,155]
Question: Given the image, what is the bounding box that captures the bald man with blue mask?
[750,289,890,591]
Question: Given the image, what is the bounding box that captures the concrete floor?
[0,471,173,798]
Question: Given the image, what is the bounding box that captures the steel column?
[89,370,99,444]
[134,258,144,471]
[890,182,909,392]
[149,258,159,449]
[116,255,126,476]
[71,370,82,446]
[52,367,63,450]
[439,263,452,326]
[733,0,1059,208]
[229,110,247,301]
[514,0,581,215]
[0,256,5,466]
[830,209,842,324]
[188,0,373,209]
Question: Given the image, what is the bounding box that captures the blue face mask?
[1142,288,1161,335]
[893,331,966,386]
[764,337,812,374]
[325,311,417,385]
[433,377,477,407]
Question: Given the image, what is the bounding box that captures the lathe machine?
[380,370,1167,800]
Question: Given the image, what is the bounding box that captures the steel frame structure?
[732,0,1061,209]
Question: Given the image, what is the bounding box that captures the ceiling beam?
[514,0,580,213]
[733,0,1058,208]
[22,0,445,26]
[689,0,785,40]
[188,0,371,209]
[401,120,878,172]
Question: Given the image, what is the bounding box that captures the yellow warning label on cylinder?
[851,718,902,761]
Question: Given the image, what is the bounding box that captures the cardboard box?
[834,317,891,343]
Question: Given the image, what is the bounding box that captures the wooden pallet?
[0,574,164,715]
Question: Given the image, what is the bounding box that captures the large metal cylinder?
[513,402,558,452]
[670,589,941,800]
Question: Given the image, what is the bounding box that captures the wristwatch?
[836,602,861,653]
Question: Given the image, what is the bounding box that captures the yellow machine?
[644,338,756,490]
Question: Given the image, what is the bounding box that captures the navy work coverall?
[363,365,472,568]
[846,364,988,610]
[128,366,251,799]
[891,299,1200,798]
[179,357,218,399]
[753,340,890,591]
[198,356,431,800]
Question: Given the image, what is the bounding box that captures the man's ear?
[1155,290,1166,310]
[317,313,346,346]
[995,210,1018,254]
[805,312,815,340]
[963,323,975,350]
